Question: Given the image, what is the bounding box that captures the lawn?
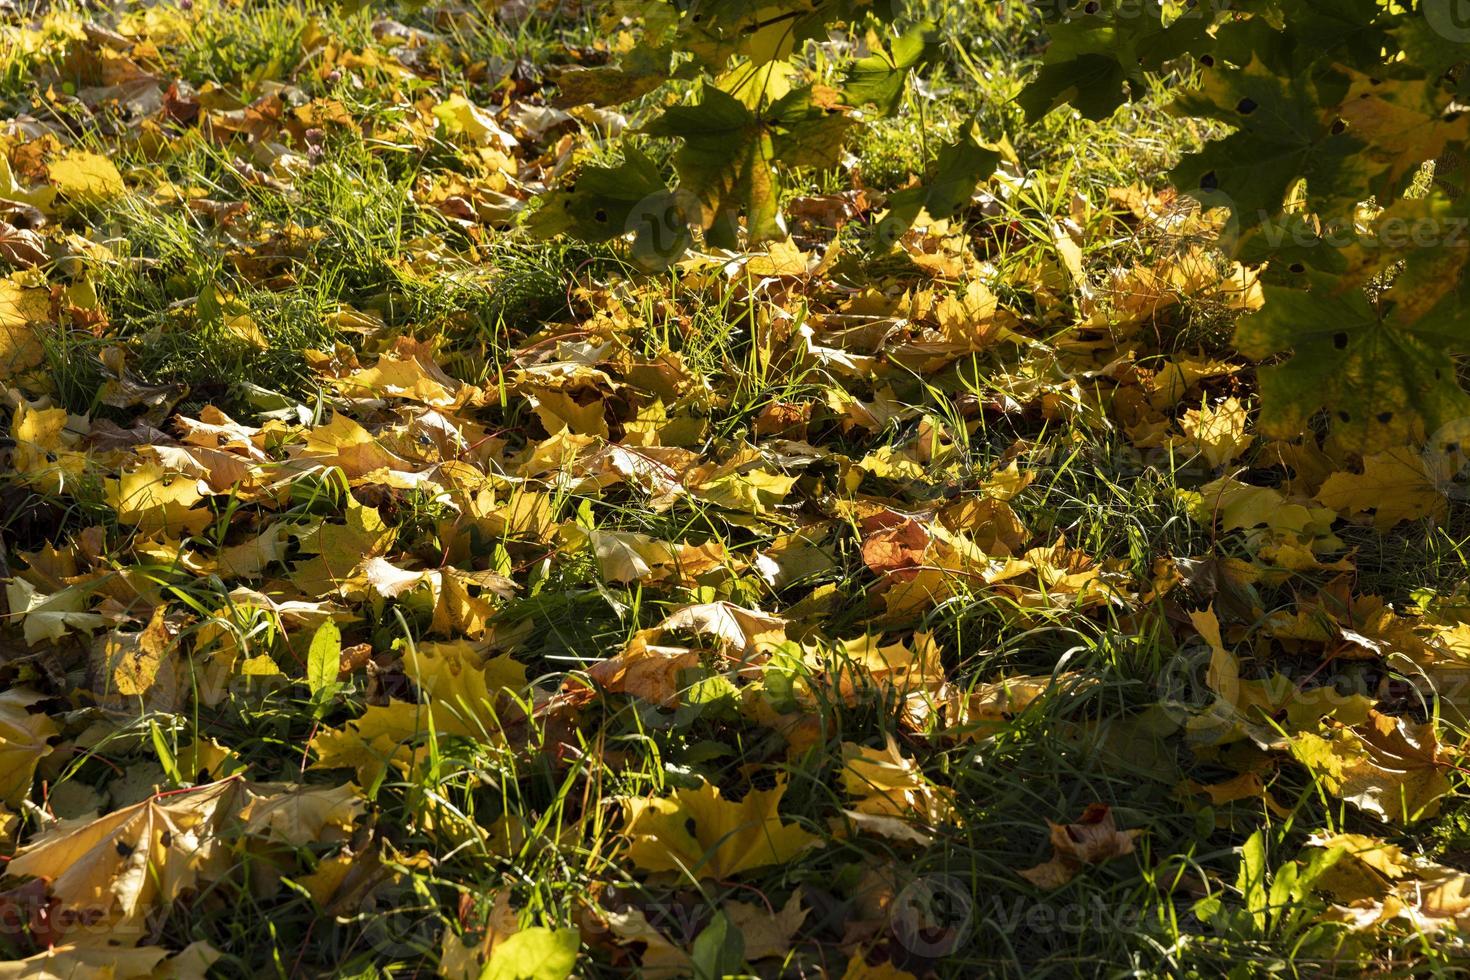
[1,1,1469,977]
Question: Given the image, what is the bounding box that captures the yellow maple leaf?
[214,524,288,579]
[290,495,396,597]
[4,579,107,646]
[1307,831,1470,933]
[3,779,249,940]
[298,413,414,479]
[432,93,519,152]
[745,239,811,277]
[308,708,424,786]
[723,891,808,961]
[1177,396,1254,469]
[10,400,86,494]
[0,689,58,807]
[97,607,182,712]
[840,736,956,827]
[0,279,48,381]
[48,149,126,204]
[106,462,212,536]
[239,782,364,846]
[529,387,609,439]
[934,279,1008,349]
[583,528,677,582]
[1290,710,1452,824]
[622,778,822,880]
[402,640,527,738]
[655,601,786,660]
[0,944,172,979]
[335,352,469,408]
[1315,447,1448,530]
[311,643,526,781]
[353,558,514,637]
[587,631,702,707]
[691,468,796,516]
[840,954,919,980]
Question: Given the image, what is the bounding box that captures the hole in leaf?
[1199,171,1218,191]
[1289,262,1305,273]
[1200,55,1215,68]
[1236,97,1258,114]
[1332,332,1348,349]
[1377,411,1393,424]
[594,209,608,223]
[1331,119,1347,135]
[1338,411,1351,423]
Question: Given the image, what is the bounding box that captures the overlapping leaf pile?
[1019,0,1470,453]
[2,1,1470,977]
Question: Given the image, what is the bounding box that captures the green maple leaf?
[1171,58,1365,236]
[1333,189,1470,303]
[481,927,580,980]
[1018,0,1208,121]
[526,144,669,243]
[1226,0,1387,69]
[679,0,840,68]
[841,21,939,115]
[1236,274,1470,451]
[767,85,856,170]
[643,85,783,247]
[873,132,999,245]
[550,49,672,108]
[1391,14,1470,90]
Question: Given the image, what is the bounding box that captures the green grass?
[4,1,1470,978]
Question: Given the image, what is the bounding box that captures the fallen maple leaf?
[1290,710,1452,824]
[621,778,822,880]
[3,779,249,940]
[1315,447,1449,530]
[840,736,956,830]
[723,890,808,960]
[2,778,364,943]
[1017,804,1141,890]
[0,689,57,807]
[1176,396,1254,469]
